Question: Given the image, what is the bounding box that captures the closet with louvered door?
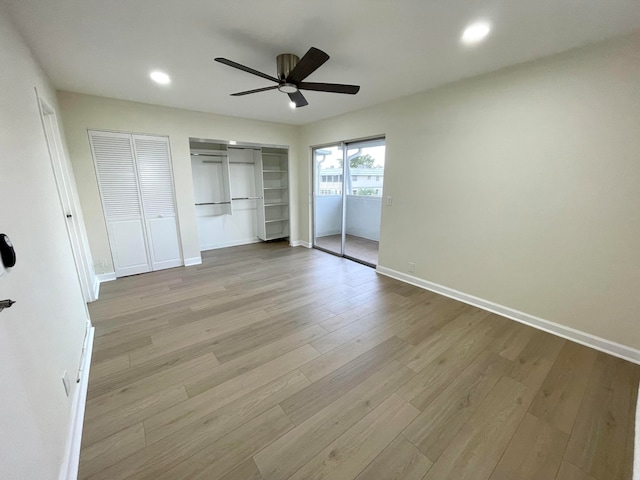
[89,130,182,278]
[132,135,182,271]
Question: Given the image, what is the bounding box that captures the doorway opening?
[312,138,385,266]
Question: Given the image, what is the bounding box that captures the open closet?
[190,139,290,251]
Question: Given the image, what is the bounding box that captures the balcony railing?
[314,194,382,241]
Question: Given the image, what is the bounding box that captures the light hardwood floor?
[314,234,379,265]
[80,242,639,480]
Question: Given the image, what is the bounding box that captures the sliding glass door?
[313,138,385,266]
[313,145,344,255]
[344,139,385,265]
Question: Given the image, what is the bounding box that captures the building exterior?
[317,167,385,196]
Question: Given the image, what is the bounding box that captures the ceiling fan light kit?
[278,83,298,94]
[215,47,360,108]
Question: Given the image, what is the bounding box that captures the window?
[367,176,372,180]
[353,176,358,181]
[376,176,380,181]
[353,189,358,194]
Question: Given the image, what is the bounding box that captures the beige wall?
[57,92,300,273]
[0,9,88,479]
[299,33,640,349]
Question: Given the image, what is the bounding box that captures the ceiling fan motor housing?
[276,54,300,81]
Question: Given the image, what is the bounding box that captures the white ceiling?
[4,0,640,126]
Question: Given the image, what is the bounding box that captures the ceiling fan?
[214,47,360,108]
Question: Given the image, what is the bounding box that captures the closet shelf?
[263,187,288,190]
[264,218,289,223]
[195,201,231,205]
[265,202,288,206]
[264,234,287,240]
[191,152,227,157]
[263,169,286,173]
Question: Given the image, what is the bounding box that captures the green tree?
[338,150,380,169]
[349,154,376,168]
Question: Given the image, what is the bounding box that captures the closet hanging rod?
[228,161,256,165]
[195,201,231,205]
[191,153,228,157]
[232,196,262,200]
[261,152,287,156]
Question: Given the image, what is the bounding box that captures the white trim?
[376,266,640,365]
[184,256,202,267]
[97,272,116,283]
[92,275,100,300]
[200,238,261,251]
[634,383,639,480]
[59,326,95,480]
[37,90,97,305]
[290,240,311,248]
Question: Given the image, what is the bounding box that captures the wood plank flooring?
[314,234,379,265]
[79,241,639,480]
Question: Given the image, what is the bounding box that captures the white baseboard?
[59,326,95,480]
[200,238,261,251]
[376,266,640,365]
[184,256,202,267]
[92,275,100,301]
[96,272,116,283]
[290,240,312,248]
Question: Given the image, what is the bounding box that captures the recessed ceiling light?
[229,140,237,145]
[289,101,297,109]
[150,70,171,85]
[461,22,491,45]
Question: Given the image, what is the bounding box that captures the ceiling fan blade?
[288,90,308,108]
[286,47,330,83]
[298,82,360,94]
[231,85,279,96]
[214,57,279,83]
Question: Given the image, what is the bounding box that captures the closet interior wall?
[191,139,262,251]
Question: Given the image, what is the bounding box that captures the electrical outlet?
[62,371,71,397]
[386,196,393,206]
[408,262,415,273]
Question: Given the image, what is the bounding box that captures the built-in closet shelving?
[255,147,290,241]
[190,139,288,251]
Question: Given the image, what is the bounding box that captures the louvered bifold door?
[132,134,183,271]
[89,131,151,277]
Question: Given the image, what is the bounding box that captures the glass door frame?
[312,142,346,258]
[311,136,385,267]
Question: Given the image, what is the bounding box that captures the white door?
[89,131,151,277]
[133,134,182,270]
[39,95,97,302]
